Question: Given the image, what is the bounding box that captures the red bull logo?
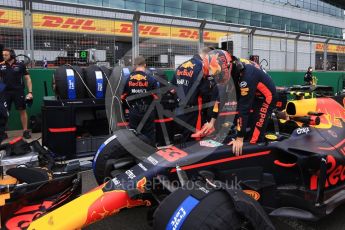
[136,177,147,193]
[181,61,195,69]
[310,155,345,190]
[85,190,148,226]
[130,74,147,81]
[128,81,149,87]
[316,98,345,128]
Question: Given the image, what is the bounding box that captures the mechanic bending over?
[121,56,158,145]
[0,48,33,139]
[200,50,276,156]
[171,47,218,141]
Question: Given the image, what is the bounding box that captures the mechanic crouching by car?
[199,50,276,156]
[121,56,158,145]
[171,47,216,142]
[0,48,32,139]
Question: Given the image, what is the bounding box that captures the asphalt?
[80,170,345,230]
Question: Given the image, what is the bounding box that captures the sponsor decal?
[198,186,210,194]
[255,102,269,128]
[328,130,338,138]
[316,43,345,54]
[85,189,147,226]
[147,156,159,165]
[113,177,121,186]
[166,196,199,230]
[128,81,149,87]
[66,69,76,99]
[131,88,147,94]
[130,74,147,81]
[31,12,228,43]
[240,87,249,96]
[138,163,148,171]
[181,61,195,69]
[243,190,261,201]
[176,69,194,78]
[125,170,136,180]
[199,140,223,148]
[317,98,345,128]
[310,155,345,190]
[0,9,23,28]
[157,146,188,162]
[176,78,189,87]
[239,81,247,88]
[296,127,311,135]
[136,177,147,193]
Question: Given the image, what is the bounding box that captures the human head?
[202,49,232,85]
[308,66,313,72]
[199,46,215,59]
[3,48,16,62]
[134,56,146,70]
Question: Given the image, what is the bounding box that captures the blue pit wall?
[7,68,345,130]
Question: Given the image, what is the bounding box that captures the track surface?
[81,170,345,230]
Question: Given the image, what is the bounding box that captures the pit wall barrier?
[7,69,345,130]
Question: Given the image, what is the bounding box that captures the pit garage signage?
[0,8,227,43]
[316,43,345,54]
[31,13,227,43]
[0,9,23,28]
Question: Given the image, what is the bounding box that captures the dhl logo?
[117,23,163,36]
[0,10,22,27]
[38,16,97,30]
[316,43,345,54]
[130,74,147,81]
[181,61,195,69]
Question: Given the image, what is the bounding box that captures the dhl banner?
[32,13,227,43]
[0,8,227,43]
[0,8,23,28]
[316,43,345,54]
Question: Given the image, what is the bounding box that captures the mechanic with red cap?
[199,50,276,156]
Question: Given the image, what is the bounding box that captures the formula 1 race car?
[21,83,345,230]
[0,139,82,229]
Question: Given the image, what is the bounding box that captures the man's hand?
[191,118,216,138]
[228,137,244,156]
[26,92,33,100]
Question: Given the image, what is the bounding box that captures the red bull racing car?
[4,86,345,229]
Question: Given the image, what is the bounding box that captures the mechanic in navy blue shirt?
[0,48,32,139]
[171,47,216,141]
[201,51,276,156]
[121,56,158,144]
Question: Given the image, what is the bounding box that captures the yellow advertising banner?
[316,43,345,54]
[31,13,227,43]
[0,8,23,28]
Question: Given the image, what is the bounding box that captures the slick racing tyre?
[53,65,86,99]
[93,129,156,185]
[153,184,246,230]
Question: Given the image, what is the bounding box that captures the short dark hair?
[3,48,11,52]
[200,46,214,55]
[134,56,146,66]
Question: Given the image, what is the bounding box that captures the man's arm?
[24,74,33,99]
